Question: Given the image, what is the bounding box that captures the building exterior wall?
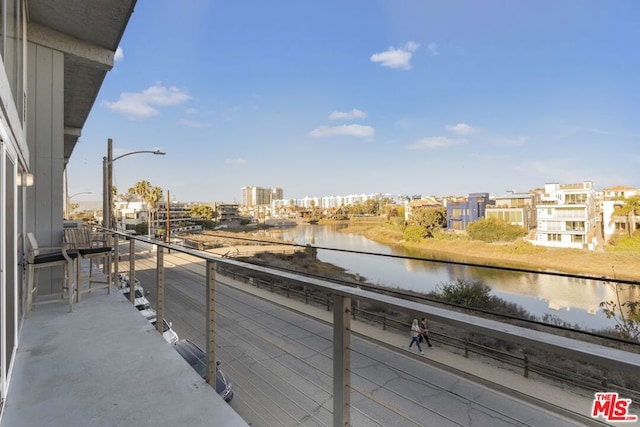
[531,181,597,250]
[1,0,28,408]
[241,186,283,207]
[446,192,492,231]
[27,43,65,251]
[485,191,537,231]
[599,186,640,241]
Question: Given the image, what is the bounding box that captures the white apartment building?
[531,181,598,250]
[241,186,283,206]
[113,199,147,234]
[599,185,640,241]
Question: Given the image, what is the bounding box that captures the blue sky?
[67,0,640,204]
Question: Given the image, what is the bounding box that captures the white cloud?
[445,123,476,135]
[103,84,192,120]
[502,135,528,146]
[329,109,367,120]
[114,46,124,62]
[225,158,246,166]
[407,137,468,150]
[370,41,420,70]
[308,124,375,138]
[427,42,439,56]
[113,46,124,62]
[178,119,213,129]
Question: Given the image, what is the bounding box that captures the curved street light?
[102,138,166,230]
[66,191,92,219]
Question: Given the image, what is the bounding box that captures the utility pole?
[166,190,171,244]
[108,138,113,229]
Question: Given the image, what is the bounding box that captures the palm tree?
[129,181,154,235]
[613,195,640,237]
[147,186,163,236]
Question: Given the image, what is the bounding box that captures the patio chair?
[25,232,78,316]
[63,226,112,301]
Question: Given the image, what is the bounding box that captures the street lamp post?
[66,191,92,219]
[102,138,166,231]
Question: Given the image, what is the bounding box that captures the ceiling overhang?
[26,0,137,163]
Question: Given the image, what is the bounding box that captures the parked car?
[173,339,233,402]
[118,273,141,288]
[139,308,179,344]
[120,284,150,310]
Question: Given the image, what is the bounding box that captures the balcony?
[3,231,640,426]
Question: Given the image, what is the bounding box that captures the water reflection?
[263,224,639,330]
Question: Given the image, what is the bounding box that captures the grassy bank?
[337,221,640,282]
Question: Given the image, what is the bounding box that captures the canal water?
[262,224,639,331]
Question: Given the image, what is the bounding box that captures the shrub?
[134,222,148,235]
[607,230,640,252]
[403,225,425,242]
[467,217,526,243]
[435,279,493,309]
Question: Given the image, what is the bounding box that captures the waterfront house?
[446,192,493,231]
[530,181,598,250]
[485,190,537,233]
[599,185,640,241]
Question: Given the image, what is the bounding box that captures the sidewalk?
[214,273,603,426]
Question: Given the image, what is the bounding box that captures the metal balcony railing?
[103,228,640,426]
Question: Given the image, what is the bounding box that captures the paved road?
[128,251,588,427]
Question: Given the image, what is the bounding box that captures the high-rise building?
[241,186,283,206]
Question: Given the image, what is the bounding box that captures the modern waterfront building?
[446,192,493,231]
[485,190,537,233]
[599,185,640,241]
[531,181,598,250]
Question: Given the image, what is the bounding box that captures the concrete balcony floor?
[0,267,247,427]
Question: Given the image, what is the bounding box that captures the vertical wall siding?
[26,42,65,294]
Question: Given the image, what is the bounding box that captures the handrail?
[101,226,640,424]
[216,265,640,401]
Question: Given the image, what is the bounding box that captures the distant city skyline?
[66,1,640,204]
[74,180,639,210]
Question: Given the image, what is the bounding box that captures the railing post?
[206,259,217,388]
[129,238,135,305]
[602,372,608,389]
[113,234,119,286]
[464,339,469,358]
[304,286,308,304]
[333,295,351,427]
[382,314,386,330]
[523,354,529,378]
[156,246,165,334]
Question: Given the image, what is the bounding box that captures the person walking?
[408,319,424,354]
[419,317,433,348]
